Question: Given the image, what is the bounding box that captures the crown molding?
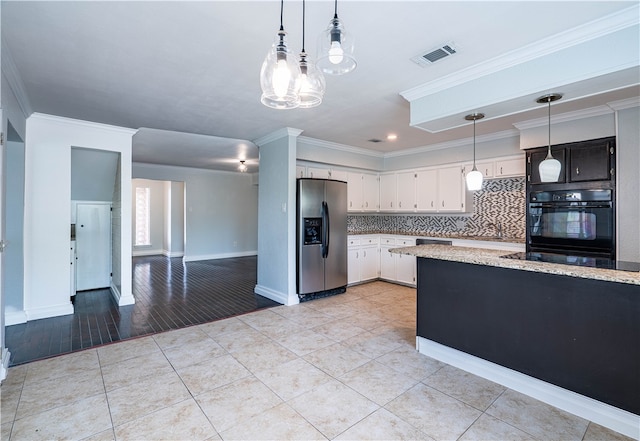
[1,40,33,118]
[384,129,519,158]
[29,112,138,135]
[513,105,613,131]
[608,96,640,111]
[253,127,303,147]
[400,4,640,102]
[298,136,385,158]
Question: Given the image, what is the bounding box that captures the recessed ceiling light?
[387,134,398,141]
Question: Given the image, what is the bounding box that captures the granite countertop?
[390,244,640,286]
[348,231,526,244]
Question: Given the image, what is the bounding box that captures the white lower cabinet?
[379,236,416,287]
[348,236,380,284]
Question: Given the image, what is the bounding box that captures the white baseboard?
[253,284,293,306]
[110,282,135,306]
[4,310,27,326]
[25,302,74,321]
[0,348,10,383]
[417,337,640,440]
[183,250,257,262]
[163,250,184,258]
[132,248,164,257]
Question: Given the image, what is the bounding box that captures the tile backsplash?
[347,177,525,238]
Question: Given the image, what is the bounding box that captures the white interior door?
[76,203,111,291]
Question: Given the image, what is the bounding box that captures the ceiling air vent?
[368,138,383,143]
[411,42,458,67]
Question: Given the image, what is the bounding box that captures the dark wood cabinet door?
[568,140,612,182]
[528,146,566,184]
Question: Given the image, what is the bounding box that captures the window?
[135,187,151,246]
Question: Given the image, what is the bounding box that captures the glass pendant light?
[316,0,356,75]
[537,93,563,182]
[298,0,325,108]
[260,0,301,109]
[465,113,485,191]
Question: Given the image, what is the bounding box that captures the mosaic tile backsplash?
[347,177,526,239]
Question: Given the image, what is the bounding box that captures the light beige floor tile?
[96,335,160,366]
[370,325,416,347]
[198,316,252,338]
[254,358,333,401]
[303,342,371,377]
[344,330,404,358]
[458,413,535,441]
[0,384,21,425]
[229,340,298,373]
[342,312,390,331]
[2,365,27,388]
[376,345,445,381]
[162,336,226,369]
[175,354,251,396]
[268,328,335,356]
[107,370,191,426]
[195,376,283,433]
[385,382,482,440]
[312,318,367,342]
[81,428,116,441]
[335,407,434,441]
[24,349,99,384]
[583,422,635,441]
[211,326,272,353]
[1,421,12,441]
[272,304,335,327]
[339,360,419,406]
[237,309,290,332]
[220,402,325,441]
[113,398,216,441]
[101,349,173,392]
[486,389,589,441]
[10,393,111,441]
[306,301,358,319]
[423,364,506,411]
[16,367,104,419]
[153,326,210,350]
[288,379,379,439]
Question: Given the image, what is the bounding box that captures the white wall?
[23,113,136,318]
[616,104,640,262]
[132,163,257,261]
[255,128,301,306]
[166,181,185,257]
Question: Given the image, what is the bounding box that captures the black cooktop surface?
[501,252,640,272]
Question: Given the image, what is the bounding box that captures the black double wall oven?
[526,137,616,260]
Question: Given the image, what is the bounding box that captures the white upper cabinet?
[307,167,330,179]
[396,172,416,212]
[439,165,465,212]
[347,172,364,211]
[296,166,306,179]
[330,169,348,182]
[463,161,494,179]
[495,158,525,177]
[379,174,396,211]
[362,173,379,212]
[415,169,438,212]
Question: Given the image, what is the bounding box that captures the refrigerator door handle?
[322,201,329,258]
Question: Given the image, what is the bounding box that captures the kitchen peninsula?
[391,243,640,435]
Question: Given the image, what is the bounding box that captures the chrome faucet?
[487,222,503,239]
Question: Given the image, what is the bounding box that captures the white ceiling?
[2,1,639,172]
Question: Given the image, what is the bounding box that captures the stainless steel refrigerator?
[297,178,348,300]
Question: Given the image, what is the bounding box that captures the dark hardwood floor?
[5,255,279,366]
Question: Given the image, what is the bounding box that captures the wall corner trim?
[254,284,296,306]
[253,127,303,147]
[110,282,135,306]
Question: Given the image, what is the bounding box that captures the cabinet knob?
[576,167,580,175]
[399,201,402,208]
[442,201,445,207]
[500,167,503,175]
[431,201,434,208]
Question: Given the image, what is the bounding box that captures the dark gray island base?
[417,257,640,416]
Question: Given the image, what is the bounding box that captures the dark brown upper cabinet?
[526,137,615,185]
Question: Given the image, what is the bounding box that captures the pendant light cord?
[334,0,338,19]
[473,118,477,166]
[279,0,284,31]
[302,0,306,52]
[547,98,552,156]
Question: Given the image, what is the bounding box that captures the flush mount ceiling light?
[465,113,485,191]
[239,160,247,172]
[537,93,563,182]
[316,0,356,75]
[260,0,301,109]
[298,0,325,108]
